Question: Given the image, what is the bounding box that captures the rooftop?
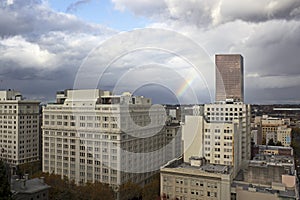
[11,177,50,194]
[168,162,232,175]
[251,154,294,166]
[256,145,293,151]
[232,181,296,199]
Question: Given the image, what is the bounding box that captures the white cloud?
[111,0,300,26]
[0,36,55,68]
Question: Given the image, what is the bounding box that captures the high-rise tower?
[215,54,244,102]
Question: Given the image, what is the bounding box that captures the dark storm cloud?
[0,64,78,102]
[0,0,116,102]
[111,0,300,103]
[1,0,300,104]
[218,0,300,24]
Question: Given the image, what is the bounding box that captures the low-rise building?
[160,157,233,200]
[231,154,298,200]
[11,176,50,200]
[277,126,292,147]
[252,145,293,157]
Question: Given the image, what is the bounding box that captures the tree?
[119,181,142,200]
[31,172,115,200]
[275,141,283,146]
[76,182,114,200]
[292,128,300,136]
[142,174,160,200]
[0,160,11,200]
[267,138,275,146]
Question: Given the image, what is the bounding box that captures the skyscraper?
[215,54,244,102]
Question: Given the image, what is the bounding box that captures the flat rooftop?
[169,162,232,174]
[232,181,296,199]
[11,178,50,194]
[251,154,294,166]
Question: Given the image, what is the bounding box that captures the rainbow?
[176,73,197,97]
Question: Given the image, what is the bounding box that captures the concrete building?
[165,119,183,163]
[0,90,40,166]
[160,157,233,200]
[231,154,298,200]
[277,126,292,147]
[204,101,251,167]
[245,154,295,185]
[42,89,176,189]
[252,145,293,157]
[179,105,204,123]
[11,176,50,200]
[251,129,262,145]
[182,116,241,176]
[232,181,298,200]
[266,131,277,144]
[255,115,292,146]
[255,115,287,143]
[215,54,244,102]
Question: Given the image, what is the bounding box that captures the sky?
[0,0,300,104]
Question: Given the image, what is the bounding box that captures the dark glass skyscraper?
[215,54,244,102]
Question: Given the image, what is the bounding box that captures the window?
[87,116,93,121]
[95,123,101,127]
[80,123,85,127]
[87,123,93,127]
[80,116,85,120]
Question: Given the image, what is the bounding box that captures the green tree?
[0,160,11,200]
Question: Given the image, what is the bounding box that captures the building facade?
[42,89,175,188]
[255,115,291,145]
[182,115,242,176]
[204,101,251,166]
[0,90,40,166]
[165,119,182,163]
[277,126,292,147]
[231,154,298,200]
[215,54,244,102]
[160,157,233,200]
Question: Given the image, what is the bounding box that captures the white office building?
[204,101,251,166]
[42,89,176,188]
[0,90,40,166]
[182,115,241,176]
